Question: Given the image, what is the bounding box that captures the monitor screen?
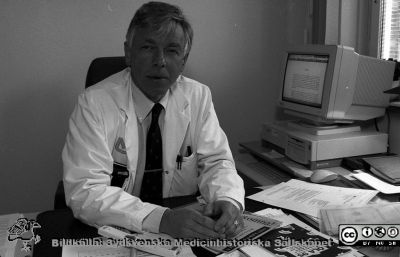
[278,45,394,123]
[282,54,328,108]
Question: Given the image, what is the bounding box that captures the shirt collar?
[132,83,169,123]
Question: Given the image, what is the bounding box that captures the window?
[379,0,400,59]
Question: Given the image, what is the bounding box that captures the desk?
[237,140,380,189]
[237,140,400,257]
[31,191,399,257]
[32,192,267,257]
[29,140,399,257]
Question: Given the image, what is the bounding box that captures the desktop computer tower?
[261,121,388,170]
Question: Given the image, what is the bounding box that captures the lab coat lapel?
[119,78,139,184]
[163,85,190,195]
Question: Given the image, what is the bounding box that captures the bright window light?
[379,0,400,60]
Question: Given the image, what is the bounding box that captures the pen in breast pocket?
[186,146,192,156]
[176,155,182,170]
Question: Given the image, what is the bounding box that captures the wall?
[322,0,373,56]
[0,0,308,214]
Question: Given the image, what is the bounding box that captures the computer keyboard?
[236,160,292,186]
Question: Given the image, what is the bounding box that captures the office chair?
[54,56,127,209]
[85,56,127,88]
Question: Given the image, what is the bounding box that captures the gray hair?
[125,1,193,58]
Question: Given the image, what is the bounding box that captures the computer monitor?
[278,45,395,124]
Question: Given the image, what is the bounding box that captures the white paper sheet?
[62,244,184,257]
[71,238,196,257]
[216,250,247,257]
[247,179,378,217]
[239,245,275,257]
[320,203,400,236]
[62,244,133,257]
[204,213,281,253]
[253,208,331,240]
[352,170,400,194]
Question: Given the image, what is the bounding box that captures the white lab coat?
[62,69,245,232]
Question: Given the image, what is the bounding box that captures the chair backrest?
[85,56,127,88]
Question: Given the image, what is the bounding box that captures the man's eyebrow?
[141,38,183,49]
[167,42,183,48]
[144,38,156,44]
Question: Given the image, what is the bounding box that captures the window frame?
[311,0,380,58]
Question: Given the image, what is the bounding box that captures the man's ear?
[124,41,131,66]
[181,54,189,72]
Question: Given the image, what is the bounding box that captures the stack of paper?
[62,244,133,257]
[62,240,196,257]
[247,179,379,218]
[217,208,361,257]
[352,171,400,194]
[204,212,281,254]
[320,203,400,236]
[254,223,353,257]
[363,156,400,184]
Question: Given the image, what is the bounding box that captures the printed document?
[204,212,281,253]
[320,203,400,236]
[62,244,133,257]
[352,170,400,194]
[247,179,378,217]
[62,243,195,257]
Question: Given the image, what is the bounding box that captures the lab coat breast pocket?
[171,153,199,195]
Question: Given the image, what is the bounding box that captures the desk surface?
[237,140,400,257]
[238,140,375,189]
[31,191,400,257]
[29,141,400,257]
[32,191,268,257]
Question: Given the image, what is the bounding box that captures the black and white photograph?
[1,1,400,257]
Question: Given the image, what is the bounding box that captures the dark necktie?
[140,103,163,204]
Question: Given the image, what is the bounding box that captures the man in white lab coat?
[62,1,245,239]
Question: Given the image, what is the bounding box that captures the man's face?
[125,25,187,102]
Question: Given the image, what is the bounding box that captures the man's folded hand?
[159,208,224,239]
[203,200,243,238]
